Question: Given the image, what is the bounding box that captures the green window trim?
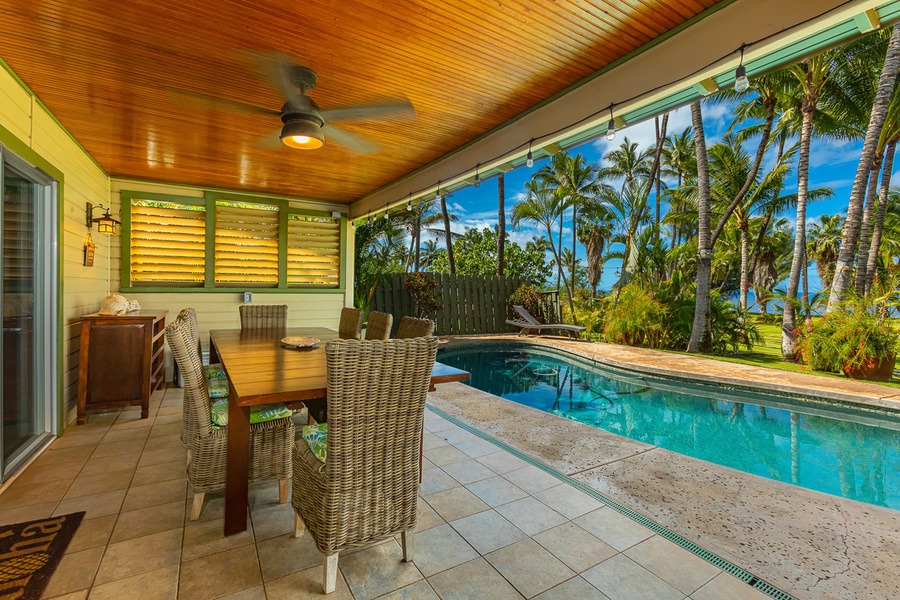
[120,190,346,293]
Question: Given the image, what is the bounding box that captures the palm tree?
[497,173,506,276]
[512,180,578,322]
[662,127,696,248]
[806,214,844,290]
[596,178,652,289]
[440,192,456,274]
[598,138,652,183]
[687,100,712,353]
[576,200,615,298]
[827,25,900,311]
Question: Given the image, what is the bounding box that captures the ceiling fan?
[172,52,415,154]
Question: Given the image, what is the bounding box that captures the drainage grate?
[426,404,798,600]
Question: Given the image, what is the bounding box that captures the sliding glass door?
[0,148,57,480]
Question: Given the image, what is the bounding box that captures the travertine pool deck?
[431,335,900,600]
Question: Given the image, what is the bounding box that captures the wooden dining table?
[208,326,469,535]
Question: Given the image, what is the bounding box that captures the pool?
[437,343,900,509]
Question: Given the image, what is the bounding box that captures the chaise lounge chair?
[506,305,585,339]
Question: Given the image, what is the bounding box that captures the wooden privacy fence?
[371,273,559,336]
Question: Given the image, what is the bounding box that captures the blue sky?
[434,100,869,306]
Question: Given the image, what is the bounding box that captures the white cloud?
[808,138,862,169]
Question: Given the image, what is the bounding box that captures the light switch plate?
[243,292,252,303]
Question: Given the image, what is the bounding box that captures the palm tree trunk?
[441,195,455,274]
[782,107,813,359]
[556,213,563,293]
[652,114,669,230]
[497,173,506,276]
[854,155,882,295]
[828,24,900,312]
[739,225,750,310]
[545,225,578,325]
[570,205,577,288]
[802,246,811,323]
[688,100,712,353]
[749,138,785,275]
[865,141,895,294]
[414,222,421,271]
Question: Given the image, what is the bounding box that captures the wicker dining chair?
[363,311,393,340]
[396,316,435,339]
[176,308,202,450]
[291,337,439,593]
[338,307,363,340]
[166,318,294,521]
[239,304,288,329]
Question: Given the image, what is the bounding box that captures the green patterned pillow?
[302,423,328,464]
[202,363,228,399]
[210,399,292,427]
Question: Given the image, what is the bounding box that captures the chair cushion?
[210,399,293,427]
[301,423,328,464]
[203,363,228,399]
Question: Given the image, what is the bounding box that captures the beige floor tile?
[256,531,322,581]
[0,500,58,524]
[422,432,449,450]
[183,492,226,524]
[155,406,182,416]
[495,496,567,536]
[534,483,604,520]
[466,476,528,507]
[691,573,772,600]
[137,445,186,468]
[50,431,104,450]
[426,558,523,600]
[533,576,610,600]
[423,445,470,467]
[265,565,354,600]
[476,451,530,474]
[485,538,575,598]
[415,497,445,532]
[533,522,617,573]
[624,535,721,595]
[449,510,526,555]
[67,514,117,553]
[100,427,152,444]
[216,584,267,600]
[423,486,490,522]
[154,413,182,425]
[249,502,296,542]
[143,434,185,452]
[148,422,183,438]
[109,500,185,543]
[411,523,479,577]
[378,580,440,600]
[419,467,459,496]
[181,517,255,562]
[63,469,134,500]
[574,507,654,551]
[90,439,147,459]
[121,478,186,512]
[437,427,479,445]
[503,465,561,495]
[11,459,81,485]
[30,445,94,468]
[453,438,500,459]
[247,480,284,512]
[441,459,496,485]
[338,538,424,599]
[88,564,179,600]
[131,459,187,487]
[54,489,126,519]
[94,528,182,585]
[0,478,71,509]
[108,414,155,430]
[41,546,105,598]
[44,589,89,600]
[581,554,683,600]
[424,419,459,434]
[79,452,141,478]
[178,544,262,600]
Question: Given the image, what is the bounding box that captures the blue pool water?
[437,343,900,509]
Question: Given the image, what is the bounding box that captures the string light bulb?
[435,182,442,202]
[734,45,750,92]
[474,164,481,188]
[526,140,534,168]
[383,209,389,221]
[606,104,616,141]
[406,194,412,212]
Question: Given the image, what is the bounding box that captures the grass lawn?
[684,319,900,390]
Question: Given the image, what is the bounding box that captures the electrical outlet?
[243,292,252,303]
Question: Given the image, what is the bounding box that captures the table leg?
[225,384,250,536]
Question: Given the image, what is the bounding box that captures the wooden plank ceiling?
[0,0,721,203]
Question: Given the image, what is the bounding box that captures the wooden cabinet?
[77,310,167,424]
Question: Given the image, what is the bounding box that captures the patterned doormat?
[0,512,85,599]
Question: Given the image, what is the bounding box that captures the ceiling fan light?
[281,119,325,149]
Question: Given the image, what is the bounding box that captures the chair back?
[513,305,541,326]
[363,311,393,340]
[239,304,288,329]
[166,318,212,438]
[321,337,438,550]
[396,316,435,339]
[177,307,202,360]
[338,307,363,340]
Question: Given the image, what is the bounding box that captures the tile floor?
[0,385,771,600]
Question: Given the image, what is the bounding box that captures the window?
[121,191,344,291]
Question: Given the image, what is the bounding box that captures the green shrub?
[404,273,442,318]
[795,310,898,373]
[603,285,666,347]
[509,283,544,318]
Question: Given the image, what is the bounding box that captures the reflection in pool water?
[437,344,900,509]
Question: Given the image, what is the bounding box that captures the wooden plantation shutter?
[130,200,206,286]
[286,214,341,287]
[214,201,279,287]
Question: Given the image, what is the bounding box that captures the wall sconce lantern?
[86,202,120,234]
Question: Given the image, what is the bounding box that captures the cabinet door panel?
[87,322,146,403]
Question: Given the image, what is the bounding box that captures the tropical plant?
[509,283,544,318]
[807,214,844,290]
[602,284,666,347]
[404,272,442,318]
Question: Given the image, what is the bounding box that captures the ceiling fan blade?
[323,123,380,154]
[254,129,285,151]
[167,88,280,117]
[241,50,307,111]
[320,98,415,123]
